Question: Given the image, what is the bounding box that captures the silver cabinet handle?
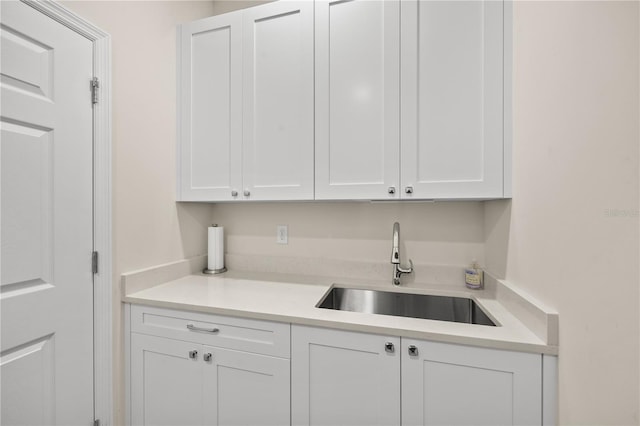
[408,345,419,356]
[388,187,396,194]
[203,353,212,362]
[243,189,250,197]
[405,186,414,194]
[188,350,198,359]
[187,324,219,334]
[231,190,238,197]
[385,342,395,353]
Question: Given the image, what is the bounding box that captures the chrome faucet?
[391,222,413,285]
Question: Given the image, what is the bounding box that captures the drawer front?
[131,305,290,358]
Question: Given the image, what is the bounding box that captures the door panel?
[0,121,53,290]
[292,325,400,426]
[0,2,94,424]
[0,23,53,99]
[0,335,55,426]
[401,0,504,199]
[131,334,203,426]
[242,1,314,201]
[315,0,400,200]
[401,339,542,426]
[179,13,243,201]
[203,347,290,426]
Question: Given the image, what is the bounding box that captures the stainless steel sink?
[317,287,496,326]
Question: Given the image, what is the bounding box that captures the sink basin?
[317,287,496,326]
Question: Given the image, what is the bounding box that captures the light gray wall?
[211,0,274,15]
[485,1,639,423]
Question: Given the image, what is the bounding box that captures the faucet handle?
[397,259,413,274]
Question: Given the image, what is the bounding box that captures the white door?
[315,0,400,200]
[0,2,94,424]
[202,346,290,426]
[401,339,542,426]
[178,12,243,202]
[242,1,314,201]
[130,334,203,426]
[292,325,400,426]
[401,0,504,199]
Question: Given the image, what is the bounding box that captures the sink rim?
[315,284,500,327]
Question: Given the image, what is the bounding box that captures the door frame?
[20,1,113,424]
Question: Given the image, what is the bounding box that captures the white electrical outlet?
[276,225,288,244]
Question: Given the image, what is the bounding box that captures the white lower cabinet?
[401,339,542,426]
[128,307,548,426]
[128,306,291,426]
[291,325,401,426]
[131,334,203,426]
[202,346,290,426]
[292,325,544,426]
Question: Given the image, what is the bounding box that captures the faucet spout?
[390,222,413,285]
[391,222,400,264]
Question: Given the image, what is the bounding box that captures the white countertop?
[123,271,558,355]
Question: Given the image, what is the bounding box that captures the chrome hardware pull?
[408,345,419,356]
[405,186,414,194]
[243,189,250,197]
[187,324,220,334]
[388,187,396,194]
[203,353,212,362]
[188,350,198,359]
[231,190,238,197]
[385,342,395,353]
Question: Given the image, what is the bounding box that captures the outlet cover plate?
[277,225,288,244]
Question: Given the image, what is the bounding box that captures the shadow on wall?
[484,199,512,279]
[176,202,214,259]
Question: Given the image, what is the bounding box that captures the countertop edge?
[122,293,558,356]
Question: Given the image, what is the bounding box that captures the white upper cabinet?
[178,2,314,202]
[314,0,401,200]
[178,13,243,201]
[178,0,511,202]
[242,1,314,201]
[400,0,507,199]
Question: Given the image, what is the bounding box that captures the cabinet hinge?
[92,251,99,274]
[91,77,100,105]
[93,420,100,426]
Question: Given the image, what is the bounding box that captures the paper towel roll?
[207,225,225,271]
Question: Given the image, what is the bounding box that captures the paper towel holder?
[203,267,227,275]
[203,224,227,275]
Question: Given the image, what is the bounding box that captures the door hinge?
[91,77,100,105]
[92,251,99,274]
[93,420,100,426]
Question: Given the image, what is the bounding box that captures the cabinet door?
[178,13,243,201]
[292,325,400,426]
[401,0,505,199]
[131,334,203,426]
[242,1,314,201]
[202,346,290,426]
[315,0,400,200]
[401,339,542,426]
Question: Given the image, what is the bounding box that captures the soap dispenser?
[465,260,483,289]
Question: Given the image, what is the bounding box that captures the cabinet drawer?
[130,305,290,358]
